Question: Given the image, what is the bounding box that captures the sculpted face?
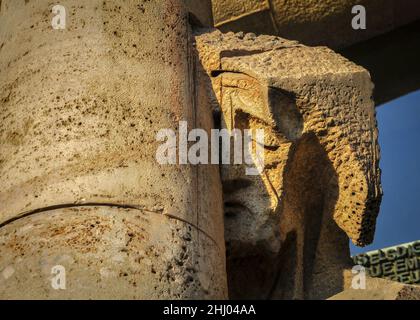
[0,1,385,300]
[218,73,304,256]
[195,29,382,298]
[217,68,383,250]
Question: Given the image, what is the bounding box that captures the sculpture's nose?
[307,102,382,247]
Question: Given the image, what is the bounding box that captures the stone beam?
[340,20,420,106]
[211,0,420,50]
[184,0,213,26]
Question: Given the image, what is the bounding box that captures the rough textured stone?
[0,0,385,300]
[0,0,227,299]
[330,277,420,300]
[0,207,225,299]
[211,0,420,49]
[195,29,382,299]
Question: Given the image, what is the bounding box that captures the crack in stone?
[0,203,220,249]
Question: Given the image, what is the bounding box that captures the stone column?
[0,0,227,299]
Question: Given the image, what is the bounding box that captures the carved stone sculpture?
[0,0,381,299]
[194,29,382,299]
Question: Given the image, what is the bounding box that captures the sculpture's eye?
[269,88,303,142]
[233,108,282,150]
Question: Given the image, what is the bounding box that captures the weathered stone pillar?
[0,0,227,299]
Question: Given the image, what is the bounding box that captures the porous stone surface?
[211,0,420,49]
[0,207,224,299]
[0,0,227,299]
[330,277,420,300]
[195,29,382,299]
[0,0,385,300]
